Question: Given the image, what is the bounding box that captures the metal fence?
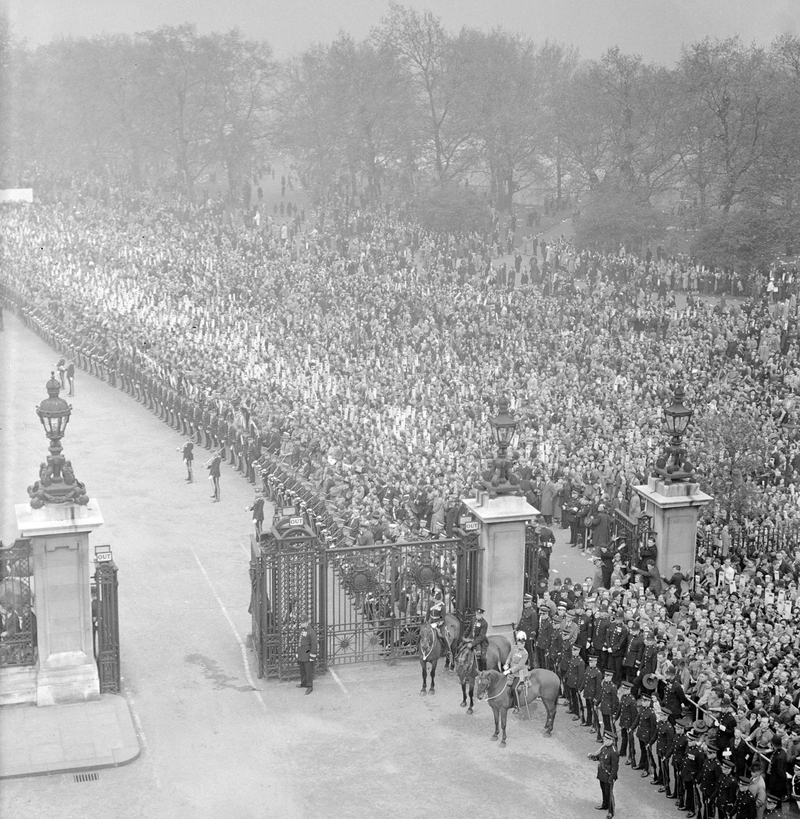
[0,539,36,668]
[93,561,121,693]
[249,531,481,680]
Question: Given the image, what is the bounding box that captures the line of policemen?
[514,592,763,818]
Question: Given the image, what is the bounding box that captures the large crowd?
[2,181,800,816]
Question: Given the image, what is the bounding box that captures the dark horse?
[475,668,561,747]
[418,614,460,695]
[454,636,511,714]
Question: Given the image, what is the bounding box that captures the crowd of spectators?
[2,183,800,813]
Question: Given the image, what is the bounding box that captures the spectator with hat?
[587,730,620,819]
[748,760,767,819]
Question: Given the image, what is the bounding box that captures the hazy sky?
[5,0,800,64]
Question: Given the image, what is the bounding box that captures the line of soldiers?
[515,593,766,818]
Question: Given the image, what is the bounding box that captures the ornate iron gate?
[249,529,481,679]
[325,533,480,666]
[0,538,36,668]
[93,560,121,693]
[249,520,325,680]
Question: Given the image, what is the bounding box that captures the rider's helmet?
[516,631,527,642]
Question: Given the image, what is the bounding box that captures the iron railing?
[0,538,36,668]
[93,560,120,693]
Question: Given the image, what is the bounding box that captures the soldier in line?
[565,643,586,723]
[588,730,620,819]
[618,679,639,767]
[598,669,620,742]
[671,718,691,804]
[634,688,658,778]
[583,654,602,731]
[654,709,675,791]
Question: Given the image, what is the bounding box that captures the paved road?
[1,313,675,819]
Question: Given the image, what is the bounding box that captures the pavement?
[0,695,139,779]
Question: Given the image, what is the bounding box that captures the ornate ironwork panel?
[250,531,323,680]
[324,537,480,666]
[93,561,121,693]
[0,539,36,668]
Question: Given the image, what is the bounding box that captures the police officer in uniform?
[464,606,488,671]
[716,755,738,818]
[618,679,639,766]
[697,739,721,819]
[535,604,552,669]
[574,600,593,663]
[634,688,657,777]
[584,654,602,730]
[679,721,707,815]
[734,774,757,819]
[588,730,620,818]
[515,592,537,667]
[654,709,675,790]
[565,643,585,721]
[598,669,619,742]
[672,718,691,804]
[605,610,628,686]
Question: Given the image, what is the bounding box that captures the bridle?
[478,672,510,701]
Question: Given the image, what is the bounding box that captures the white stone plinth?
[13,499,104,706]
[463,494,538,637]
[635,482,713,579]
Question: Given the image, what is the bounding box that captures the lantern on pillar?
[653,383,696,483]
[476,396,523,498]
[28,372,89,508]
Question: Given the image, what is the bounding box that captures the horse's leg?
[460,679,467,708]
[500,706,508,748]
[429,661,436,695]
[467,679,474,715]
[490,705,499,741]
[544,696,557,734]
[420,661,427,695]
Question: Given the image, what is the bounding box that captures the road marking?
[191,548,268,713]
[329,668,349,697]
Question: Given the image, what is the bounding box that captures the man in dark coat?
[634,692,657,776]
[297,615,318,694]
[622,621,644,683]
[605,611,628,685]
[515,593,538,668]
[598,669,620,741]
[584,654,602,730]
[565,643,585,721]
[588,730,620,818]
[618,679,639,766]
[464,607,488,671]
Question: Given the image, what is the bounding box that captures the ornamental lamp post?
[477,396,523,498]
[653,383,696,483]
[28,372,89,508]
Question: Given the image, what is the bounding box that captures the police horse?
[418,613,460,695]
[475,667,561,746]
[454,636,511,714]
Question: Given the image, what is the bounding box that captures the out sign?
[464,521,480,532]
[289,517,304,527]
